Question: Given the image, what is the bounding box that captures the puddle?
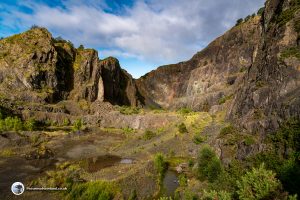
[83,156,134,173]
[84,155,121,173]
[120,158,134,164]
[163,170,179,197]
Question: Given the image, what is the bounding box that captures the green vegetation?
[280,47,300,60]
[128,190,138,200]
[24,118,37,131]
[218,94,233,105]
[193,134,205,144]
[178,122,188,134]
[72,119,83,131]
[197,145,223,182]
[122,126,135,135]
[244,15,251,22]
[154,153,168,187]
[0,149,15,157]
[143,130,156,140]
[202,190,232,200]
[178,174,188,187]
[78,44,84,50]
[276,0,300,26]
[0,116,23,131]
[67,181,119,200]
[63,118,70,126]
[177,108,192,115]
[118,106,140,115]
[236,164,280,200]
[244,135,255,146]
[235,18,243,26]
[257,7,265,16]
[220,124,236,136]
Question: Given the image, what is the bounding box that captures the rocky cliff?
[229,0,300,133]
[136,16,262,111]
[0,28,142,106]
[136,0,300,134]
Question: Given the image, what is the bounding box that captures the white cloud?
[1,0,264,74]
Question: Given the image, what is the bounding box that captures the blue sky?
[0,0,264,78]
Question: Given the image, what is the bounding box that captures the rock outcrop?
[136,16,262,111]
[229,0,300,133]
[0,28,142,107]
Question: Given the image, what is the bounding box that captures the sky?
[0,0,264,78]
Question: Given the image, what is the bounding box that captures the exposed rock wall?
[0,28,142,106]
[136,16,262,111]
[229,0,300,133]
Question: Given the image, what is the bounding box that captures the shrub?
[218,94,233,105]
[128,189,138,200]
[257,7,264,16]
[143,130,156,140]
[67,181,119,200]
[220,125,235,136]
[72,119,83,131]
[193,134,205,144]
[78,44,84,50]
[244,15,251,22]
[236,164,280,200]
[202,190,232,200]
[24,118,37,131]
[179,174,188,187]
[177,108,192,115]
[118,106,140,115]
[178,123,188,134]
[197,145,223,182]
[244,136,255,146]
[236,18,243,26]
[63,118,70,126]
[154,153,168,186]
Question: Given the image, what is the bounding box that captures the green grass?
[118,106,140,115]
[0,149,15,157]
[67,181,119,200]
[220,124,236,136]
[280,47,300,60]
[276,0,300,27]
[177,122,188,134]
[218,94,233,105]
[177,108,193,115]
[143,130,156,140]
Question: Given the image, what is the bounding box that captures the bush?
[154,153,168,186]
[193,134,205,144]
[177,108,192,115]
[244,15,251,22]
[24,118,37,131]
[78,44,84,50]
[257,7,264,16]
[236,18,243,26]
[0,116,23,131]
[197,145,223,182]
[220,125,236,136]
[118,106,140,115]
[178,123,188,134]
[143,130,156,140]
[67,181,119,200]
[202,190,232,200]
[179,174,188,187]
[236,164,280,200]
[72,119,83,131]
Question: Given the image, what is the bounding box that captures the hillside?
[0,0,299,199]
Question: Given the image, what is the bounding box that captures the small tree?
[178,123,188,134]
[257,7,265,16]
[236,18,243,26]
[78,44,84,50]
[237,164,280,200]
[197,145,223,182]
[154,153,168,186]
[244,15,251,22]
